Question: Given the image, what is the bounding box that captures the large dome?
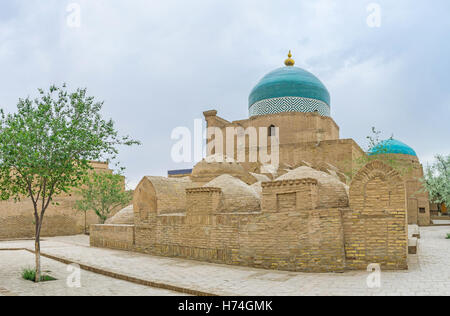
[248,52,330,117]
[369,139,417,157]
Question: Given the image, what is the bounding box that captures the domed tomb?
[106,205,134,225]
[133,176,192,220]
[249,51,330,117]
[276,166,349,208]
[203,174,260,212]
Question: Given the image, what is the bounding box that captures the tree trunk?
[35,233,41,283]
[34,213,44,283]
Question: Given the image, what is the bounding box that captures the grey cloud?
[0,0,449,188]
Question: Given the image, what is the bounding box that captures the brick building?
[0,162,118,239]
[91,52,430,272]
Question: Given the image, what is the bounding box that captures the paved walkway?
[0,249,182,296]
[433,220,450,225]
[1,226,450,296]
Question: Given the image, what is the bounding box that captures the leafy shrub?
[22,268,56,282]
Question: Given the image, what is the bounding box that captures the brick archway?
[344,160,408,270]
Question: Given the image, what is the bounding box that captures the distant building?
[168,169,193,178]
[0,162,118,239]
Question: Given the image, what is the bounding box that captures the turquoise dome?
[369,139,417,157]
[249,66,330,117]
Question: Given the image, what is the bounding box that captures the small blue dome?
[248,66,330,117]
[369,139,417,157]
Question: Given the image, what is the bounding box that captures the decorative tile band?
[261,178,318,188]
[186,187,222,194]
[249,96,330,117]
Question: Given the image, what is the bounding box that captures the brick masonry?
[91,160,408,272]
[345,160,408,270]
[203,110,429,225]
[0,162,121,239]
[204,110,366,177]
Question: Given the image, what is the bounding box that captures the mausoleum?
[90,52,431,272]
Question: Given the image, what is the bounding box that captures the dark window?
[268,125,276,137]
[419,208,426,214]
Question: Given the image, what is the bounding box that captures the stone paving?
[433,220,450,225]
[0,249,182,296]
[0,226,449,296]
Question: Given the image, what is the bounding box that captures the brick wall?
[345,160,408,270]
[371,154,431,226]
[0,195,100,239]
[204,111,340,147]
[204,110,365,177]
[0,162,117,239]
[90,224,135,251]
[127,178,347,272]
[91,160,408,272]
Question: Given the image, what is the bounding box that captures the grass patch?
[446,233,450,240]
[22,268,57,283]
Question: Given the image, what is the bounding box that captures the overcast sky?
[1,0,449,188]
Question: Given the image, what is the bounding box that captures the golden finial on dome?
[284,50,295,66]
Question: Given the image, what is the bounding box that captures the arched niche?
[350,160,406,213]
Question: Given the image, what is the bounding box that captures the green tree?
[423,155,450,210]
[0,84,139,282]
[75,171,132,224]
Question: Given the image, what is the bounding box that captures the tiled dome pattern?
[249,96,330,117]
